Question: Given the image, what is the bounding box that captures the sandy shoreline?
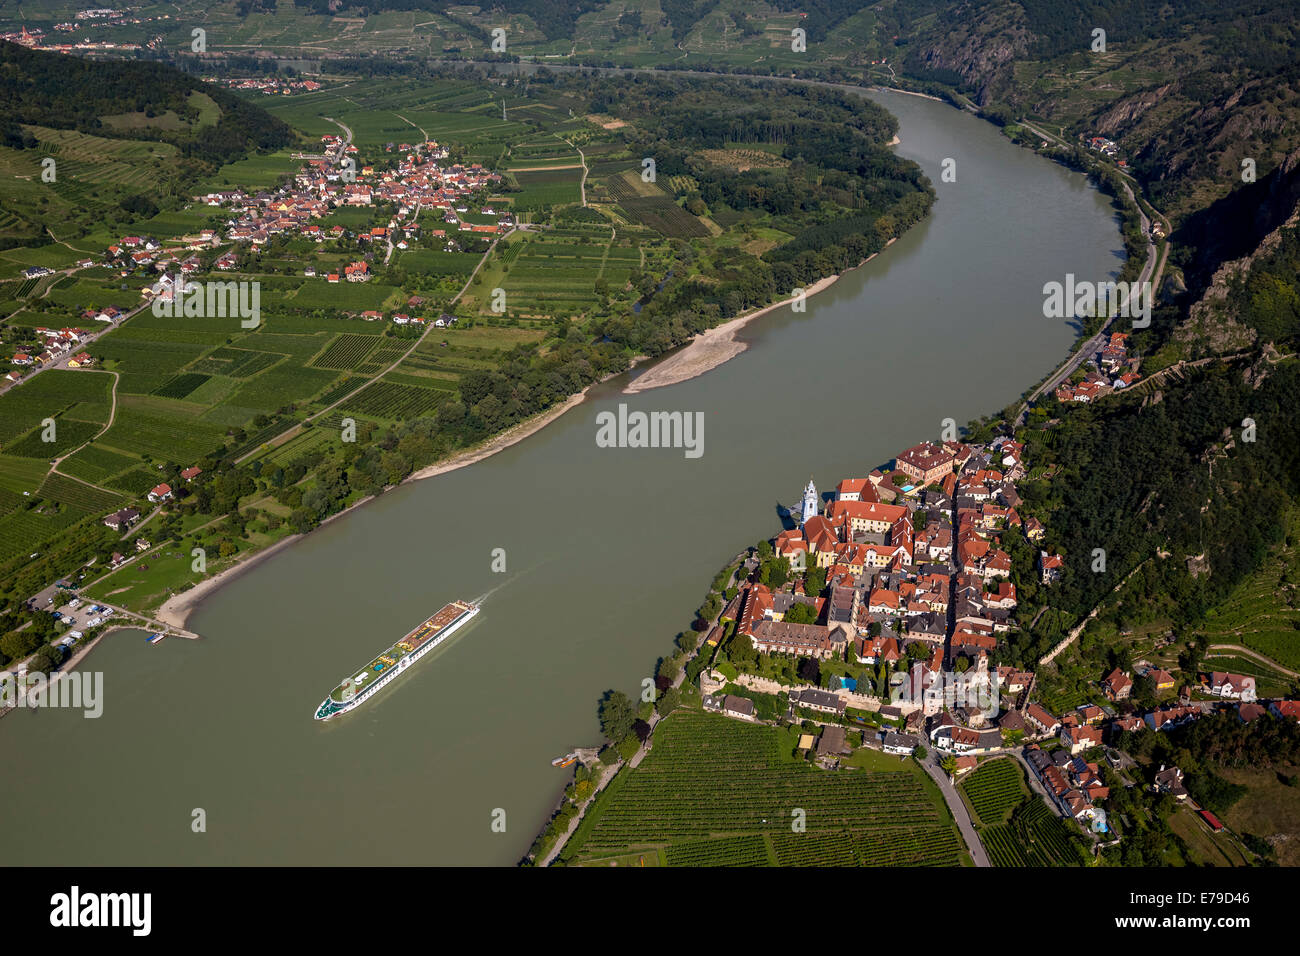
[624,240,897,394]
[876,85,946,103]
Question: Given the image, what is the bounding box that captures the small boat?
[147,633,165,644]
[550,752,577,768]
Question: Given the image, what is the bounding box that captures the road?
[557,135,588,207]
[921,754,990,867]
[1014,173,1168,426]
[0,305,136,397]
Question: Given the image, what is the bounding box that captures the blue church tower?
[800,477,818,526]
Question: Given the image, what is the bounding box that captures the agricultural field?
[602,172,710,238]
[311,333,380,371]
[980,798,1086,867]
[338,380,447,421]
[563,711,967,867]
[960,758,1029,827]
[0,471,124,563]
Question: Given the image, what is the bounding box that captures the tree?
[616,734,640,761]
[784,602,816,625]
[597,690,635,742]
[804,564,826,597]
[940,754,959,780]
[657,686,681,716]
[912,744,928,760]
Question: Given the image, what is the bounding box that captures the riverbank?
[624,241,895,394]
[154,524,325,631]
[406,387,593,482]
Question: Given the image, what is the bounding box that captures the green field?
[562,711,967,867]
[960,758,1029,826]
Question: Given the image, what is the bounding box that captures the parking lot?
[26,583,118,643]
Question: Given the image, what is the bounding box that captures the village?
[689,433,1300,855]
[6,129,510,377]
[1053,330,1143,403]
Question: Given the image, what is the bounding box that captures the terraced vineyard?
[960,759,1027,826]
[564,711,966,867]
[981,800,1085,867]
[1197,507,1300,671]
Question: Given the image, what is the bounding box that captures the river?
[0,89,1121,865]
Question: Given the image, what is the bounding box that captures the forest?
[0,41,293,167]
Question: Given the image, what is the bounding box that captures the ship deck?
[327,602,473,703]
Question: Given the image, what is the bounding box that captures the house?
[1102,668,1132,701]
[1153,765,1189,801]
[147,483,173,503]
[1025,703,1060,737]
[895,442,955,485]
[1145,704,1201,732]
[722,695,755,720]
[180,466,202,482]
[1143,666,1176,692]
[790,688,846,716]
[1209,671,1257,701]
[749,621,842,660]
[934,724,981,753]
[102,507,141,532]
[882,731,920,755]
[815,725,849,758]
[1039,551,1064,584]
[1061,723,1103,755]
[1269,700,1300,722]
[950,754,978,777]
[67,352,94,368]
[1238,702,1267,722]
[1077,704,1105,725]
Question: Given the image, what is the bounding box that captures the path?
[1205,644,1300,679]
[46,369,121,492]
[921,754,990,867]
[236,228,512,464]
[557,135,588,206]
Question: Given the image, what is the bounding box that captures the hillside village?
[693,434,1300,851]
[1054,331,1143,404]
